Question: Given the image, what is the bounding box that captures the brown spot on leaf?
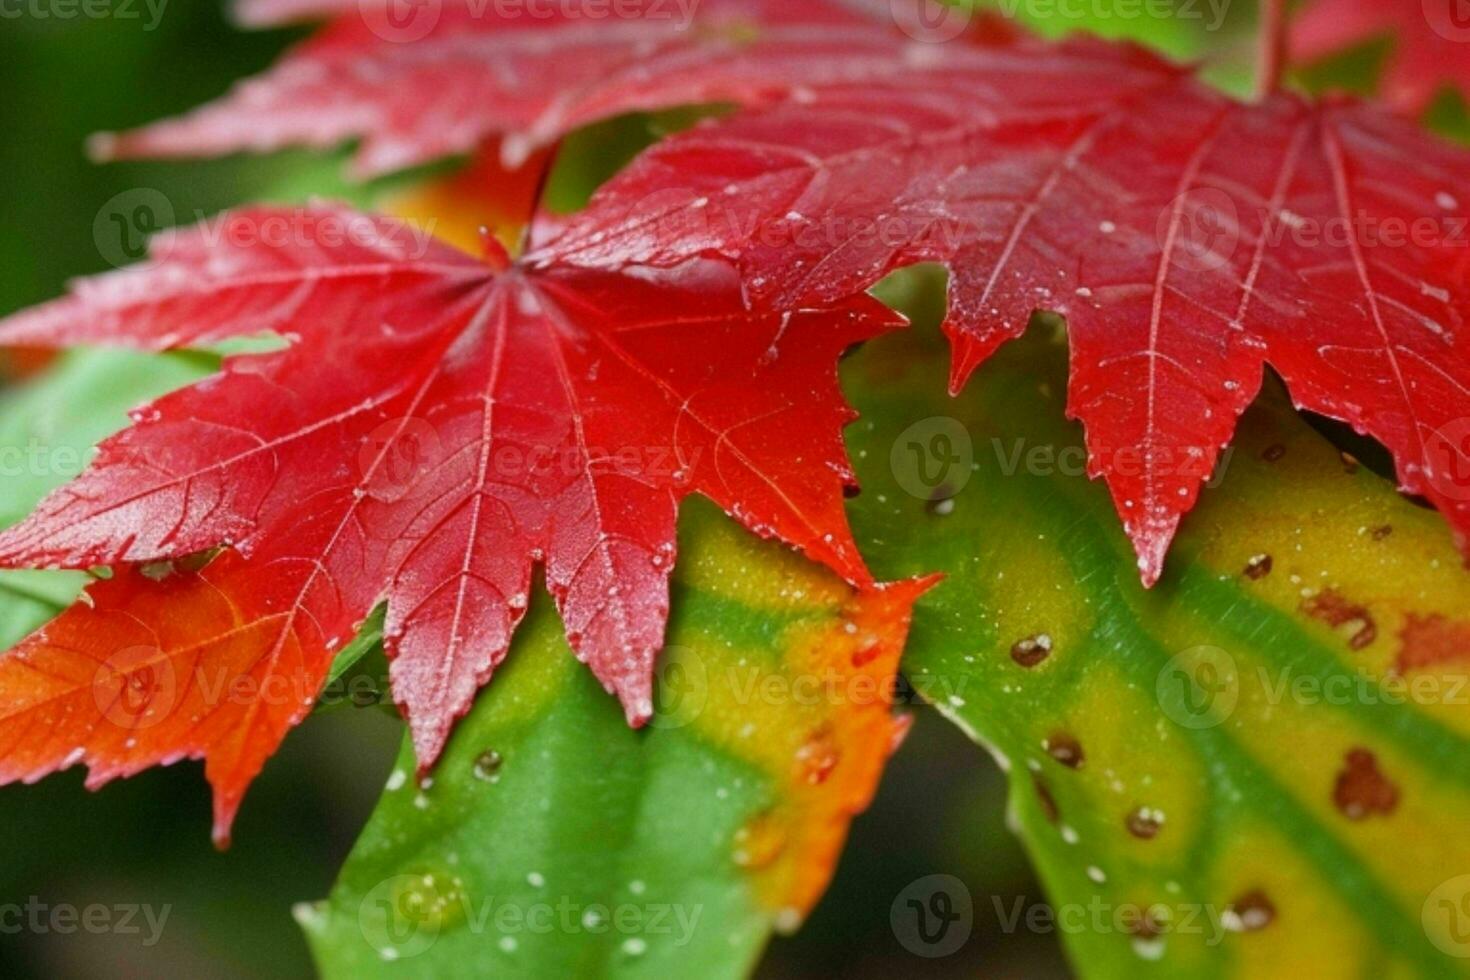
[1370,524,1393,541]
[472,749,503,782]
[1125,906,1166,939]
[1043,732,1084,769]
[1333,748,1398,820]
[1244,553,1273,580]
[1262,444,1287,463]
[1301,590,1377,650]
[1396,614,1470,674]
[1011,634,1053,668]
[1125,806,1164,839]
[1340,451,1360,474]
[1223,890,1276,932]
[1033,774,1058,823]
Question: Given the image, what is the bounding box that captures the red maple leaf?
[548,32,1470,584]
[1291,0,1470,112]
[0,206,897,843]
[93,0,908,177]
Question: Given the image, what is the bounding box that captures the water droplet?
[473,750,504,783]
[1131,935,1166,960]
[795,725,841,785]
[1222,889,1276,932]
[1125,806,1165,839]
[732,811,787,869]
[1011,633,1053,667]
[1043,732,1084,769]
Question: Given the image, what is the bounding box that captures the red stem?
[1257,0,1288,98]
[517,139,563,258]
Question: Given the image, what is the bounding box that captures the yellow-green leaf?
[843,283,1470,978]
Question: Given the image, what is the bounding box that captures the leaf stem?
[1256,0,1288,98]
[518,140,563,258]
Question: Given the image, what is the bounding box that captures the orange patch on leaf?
[1300,590,1378,651]
[1396,613,1470,674]
[0,552,346,847]
[740,575,936,927]
[384,140,553,257]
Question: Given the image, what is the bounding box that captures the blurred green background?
[0,0,1459,976]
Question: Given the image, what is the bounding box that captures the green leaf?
[842,280,1470,978]
[0,348,213,644]
[302,501,927,978]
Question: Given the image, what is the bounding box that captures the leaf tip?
[85,131,119,164]
[1131,523,1177,589]
[210,800,238,851]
